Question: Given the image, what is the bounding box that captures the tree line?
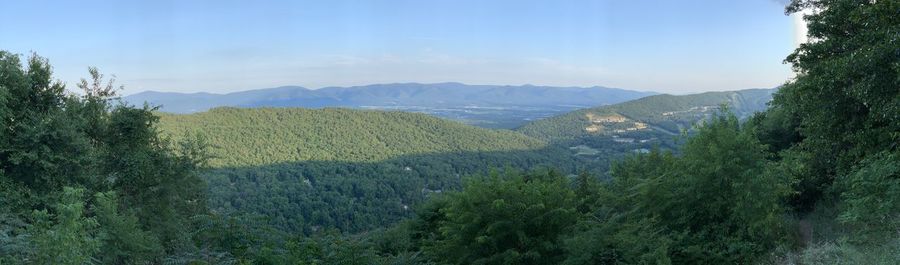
[1,0,896,264]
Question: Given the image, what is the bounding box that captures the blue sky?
[1,0,796,95]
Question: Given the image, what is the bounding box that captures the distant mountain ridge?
[125,82,656,114]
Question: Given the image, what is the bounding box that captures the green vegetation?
[158,107,548,167]
[425,170,578,264]
[155,108,597,235]
[1,0,895,263]
[566,114,789,264]
[0,53,209,263]
[517,88,774,142]
[203,148,588,235]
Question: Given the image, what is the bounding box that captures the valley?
[149,88,777,237]
[127,82,654,129]
[3,1,896,263]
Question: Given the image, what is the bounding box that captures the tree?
[573,171,600,214]
[0,51,212,262]
[427,169,578,265]
[665,114,789,262]
[29,187,100,265]
[0,51,92,194]
[836,151,900,238]
[770,0,900,210]
[94,191,164,264]
[566,113,791,264]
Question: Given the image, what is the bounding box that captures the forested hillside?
[158,108,548,167]
[517,88,775,142]
[1,0,895,264]
[155,108,602,235]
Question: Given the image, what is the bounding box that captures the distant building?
[586,113,627,123]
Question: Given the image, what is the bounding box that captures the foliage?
[565,113,791,264]
[767,238,900,265]
[158,107,549,167]
[29,187,100,265]
[835,151,900,237]
[204,147,586,235]
[423,169,579,265]
[283,232,384,265]
[93,191,164,264]
[769,0,900,210]
[745,105,802,154]
[1,0,895,261]
[0,51,209,263]
[742,0,900,259]
[517,89,775,142]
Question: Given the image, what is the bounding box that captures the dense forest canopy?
[1,0,897,264]
[157,107,549,167]
[0,52,211,263]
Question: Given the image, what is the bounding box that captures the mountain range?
[125,83,656,113]
[156,87,777,234]
[125,83,656,128]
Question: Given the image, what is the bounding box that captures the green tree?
[770,0,900,210]
[564,150,677,265]
[94,191,164,264]
[29,187,100,265]
[665,114,789,262]
[836,151,900,238]
[566,113,791,264]
[0,51,92,194]
[284,232,382,265]
[1,51,212,262]
[573,171,599,214]
[427,170,578,265]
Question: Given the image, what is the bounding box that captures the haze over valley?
[126,82,657,128]
[2,1,896,264]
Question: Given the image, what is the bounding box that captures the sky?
[0,0,799,95]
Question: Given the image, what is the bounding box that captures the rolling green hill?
[156,107,595,233]
[158,107,548,167]
[152,90,776,235]
[517,88,775,142]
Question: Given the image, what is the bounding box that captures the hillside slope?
[517,89,775,142]
[158,107,549,167]
[156,107,592,233]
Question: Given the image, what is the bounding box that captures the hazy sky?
[1,0,797,95]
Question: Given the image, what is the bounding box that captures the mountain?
[128,83,656,129]
[517,88,776,143]
[152,89,775,235]
[156,107,596,233]
[157,107,552,168]
[128,83,655,112]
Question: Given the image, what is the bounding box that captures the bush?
[837,151,900,239]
